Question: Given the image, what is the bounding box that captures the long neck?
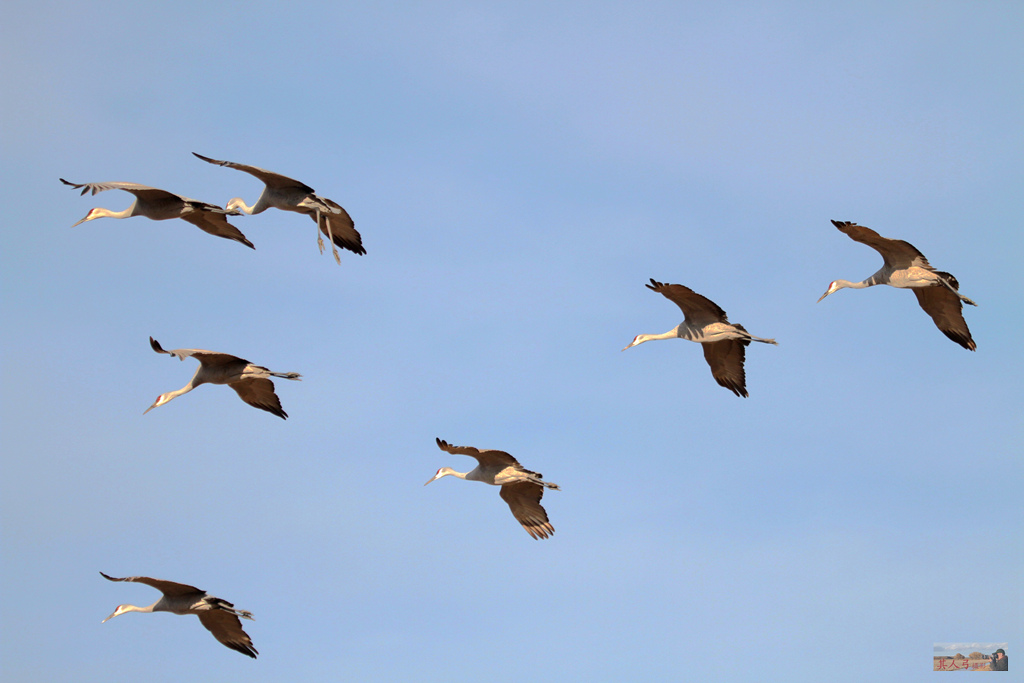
[98,206,135,219]
[227,197,264,215]
[161,383,197,405]
[120,601,159,616]
[74,206,135,226]
[837,278,874,290]
[638,327,683,344]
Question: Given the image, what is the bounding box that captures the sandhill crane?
[818,220,977,350]
[145,337,301,419]
[425,437,560,540]
[100,572,257,658]
[60,179,254,249]
[623,279,778,398]
[192,153,365,264]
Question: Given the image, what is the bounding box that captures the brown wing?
[99,572,204,598]
[435,437,520,468]
[912,285,976,351]
[701,338,750,398]
[179,209,255,249]
[229,377,288,419]
[646,279,728,327]
[831,220,931,270]
[193,153,316,194]
[149,337,246,367]
[311,200,365,255]
[499,482,554,539]
[61,178,172,200]
[197,609,258,658]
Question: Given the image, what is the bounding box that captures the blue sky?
[2,2,1021,681]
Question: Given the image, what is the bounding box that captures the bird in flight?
[145,337,301,419]
[193,153,364,263]
[426,437,560,539]
[100,572,258,658]
[60,178,254,249]
[818,220,977,350]
[624,279,777,397]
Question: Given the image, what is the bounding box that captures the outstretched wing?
[229,377,288,419]
[499,482,555,539]
[62,178,162,196]
[831,220,932,270]
[701,338,750,398]
[99,572,203,597]
[435,437,520,469]
[646,279,728,327]
[149,337,244,367]
[60,178,186,205]
[179,209,255,249]
[912,284,976,351]
[193,153,316,194]
[197,609,258,658]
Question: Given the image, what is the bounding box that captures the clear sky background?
[2,2,1021,681]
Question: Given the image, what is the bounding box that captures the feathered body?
[818,220,976,350]
[624,279,777,397]
[426,438,560,540]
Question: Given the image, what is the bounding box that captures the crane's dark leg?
[938,275,978,306]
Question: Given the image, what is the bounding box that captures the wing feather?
[61,178,166,197]
[149,337,245,366]
[229,377,288,419]
[193,153,316,193]
[435,437,519,468]
[311,202,366,255]
[499,482,554,539]
[179,210,255,249]
[912,285,976,351]
[99,572,203,597]
[701,338,749,398]
[646,279,728,326]
[197,609,258,658]
[831,220,932,270]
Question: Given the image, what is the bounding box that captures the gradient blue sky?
[2,2,1021,681]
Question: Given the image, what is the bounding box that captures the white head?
[102,604,134,623]
[622,335,647,351]
[143,393,171,415]
[71,208,106,227]
[817,280,845,303]
[424,467,455,486]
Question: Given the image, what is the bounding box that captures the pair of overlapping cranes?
[68,155,977,657]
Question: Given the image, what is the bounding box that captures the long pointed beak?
[71,215,90,228]
[101,611,118,623]
[143,403,157,415]
[816,291,830,303]
[424,475,440,486]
